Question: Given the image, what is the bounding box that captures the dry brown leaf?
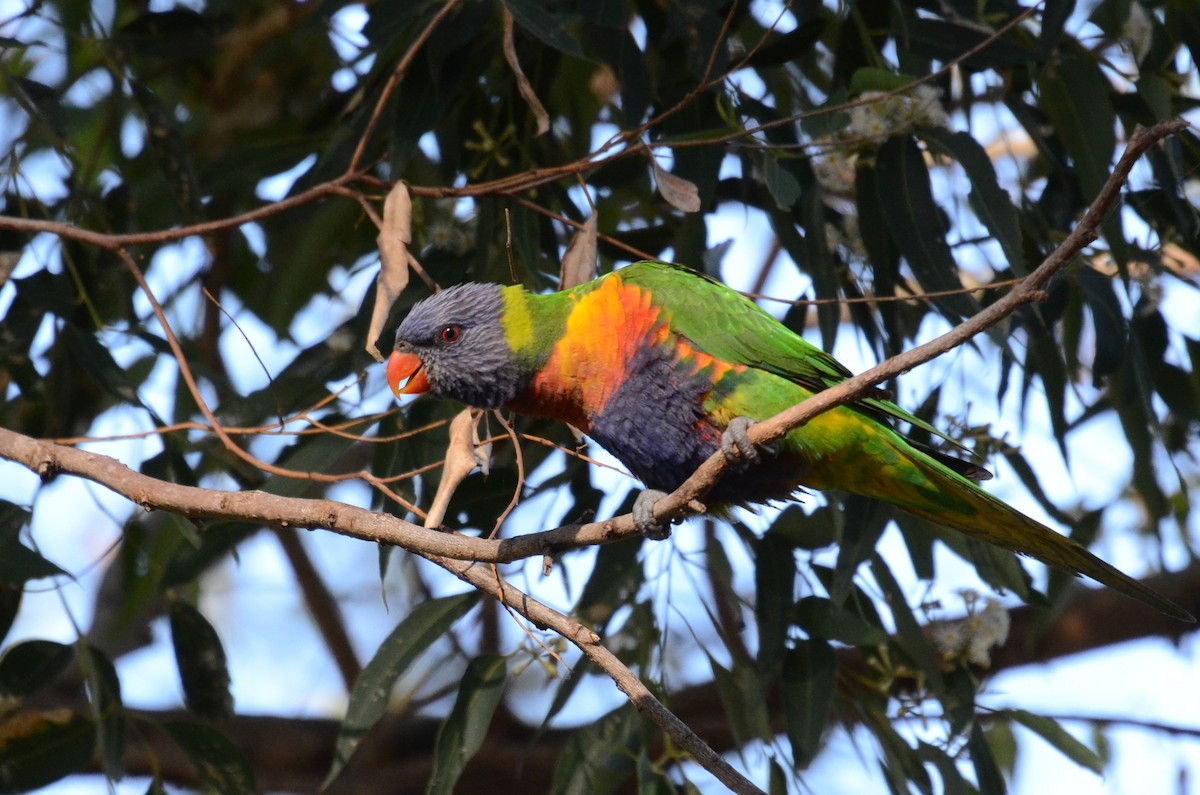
[502,9,550,137]
[559,211,598,290]
[424,409,493,529]
[652,161,701,213]
[365,182,413,362]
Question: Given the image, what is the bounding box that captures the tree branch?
[0,125,1185,793]
[42,561,1200,794]
[635,119,1191,534]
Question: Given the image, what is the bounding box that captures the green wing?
[618,261,850,385]
[618,261,969,453]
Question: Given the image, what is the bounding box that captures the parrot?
[386,260,1191,621]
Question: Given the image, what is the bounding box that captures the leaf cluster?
[0,0,1199,793]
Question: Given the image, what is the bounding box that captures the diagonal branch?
[420,552,765,795]
[633,119,1190,533]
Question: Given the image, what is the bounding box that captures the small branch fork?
[638,119,1190,531]
[0,119,1185,795]
[0,121,1182,567]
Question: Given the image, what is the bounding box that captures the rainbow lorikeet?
[386,260,1190,620]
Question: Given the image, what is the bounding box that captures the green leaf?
[832,496,888,605]
[1136,73,1173,122]
[1080,268,1127,384]
[793,596,887,647]
[129,80,203,218]
[854,160,905,355]
[426,654,508,795]
[0,641,74,698]
[755,531,795,679]
[849,67,917,95]
[143,775,169,795]
[870,554,944,692]
[502,0,583,57]
[165,721,257,795]
[170,601,233,719]
[768,505,837,551]
[6,76,67,140]
[1004,709,1104,774]
[0,504,66,586]
[574,531,644,628]
[964,539,1033,600]
[1037,56,1125,266]
[768,758,789,795]
[79,643,124,780]
[876,719,932,794]
[634,745,669,795]
[549,705,639,795]
[801,90,851,139]
[0,710,95,793]
[915,742,970,795]
[0,589,21,649]
[708,655,770,748]
[800,183,841,351]
[986,715,1018,776]
[919,128,1026,276]
[705,534,747,652]
[893,513,937,581]
[114,9,217,62]
[62,324,144,407]
[762,154,801,210]
[781,640,836,768]
[326,592,480,787]
[969,720,1008,795]
[875,135,981,322]
[537,657,597,732]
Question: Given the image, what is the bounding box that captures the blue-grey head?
[386,283,523,408]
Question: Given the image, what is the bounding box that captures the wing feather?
[617,261,978,459]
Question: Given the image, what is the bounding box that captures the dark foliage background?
[1,0,1199,792]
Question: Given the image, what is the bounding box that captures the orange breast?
[516,275,664,429]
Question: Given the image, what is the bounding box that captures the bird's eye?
[439,325,461,344]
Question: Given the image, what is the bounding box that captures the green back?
[616,261,958,442]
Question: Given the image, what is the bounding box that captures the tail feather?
[873,446,1193,622]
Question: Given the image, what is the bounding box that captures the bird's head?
[387,283,524,409]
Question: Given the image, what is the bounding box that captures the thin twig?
[422,551,765,795]
[347,0,462,174]
[632,120,1189,533]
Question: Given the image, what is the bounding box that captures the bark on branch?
[0,120,1188,795]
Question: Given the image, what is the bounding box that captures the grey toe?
[632,489,671,540]
[721,416,760,464]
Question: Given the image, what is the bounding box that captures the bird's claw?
[721,416,771,465]
[632,489,671,540]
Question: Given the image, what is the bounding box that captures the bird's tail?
[859,442,1192,622]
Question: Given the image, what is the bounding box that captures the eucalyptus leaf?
[781,641,836,768]
[0,641,73,699]
[165,721,257,795]
[427,655,508,795]
[549,705,640,795]
[0,710,94,793]
[326,592,480,787]
[755,531,795,679]
[875,135,980,322]
[170,601,233,719]
[1004,709,1104,775]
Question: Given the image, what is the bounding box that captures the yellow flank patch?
[531,274,663,423]
[501,286,535,354]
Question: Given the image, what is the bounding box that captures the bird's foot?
[632,489,671,540]
[721,416,773,466]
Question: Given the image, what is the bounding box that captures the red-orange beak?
[386,351,430,397]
